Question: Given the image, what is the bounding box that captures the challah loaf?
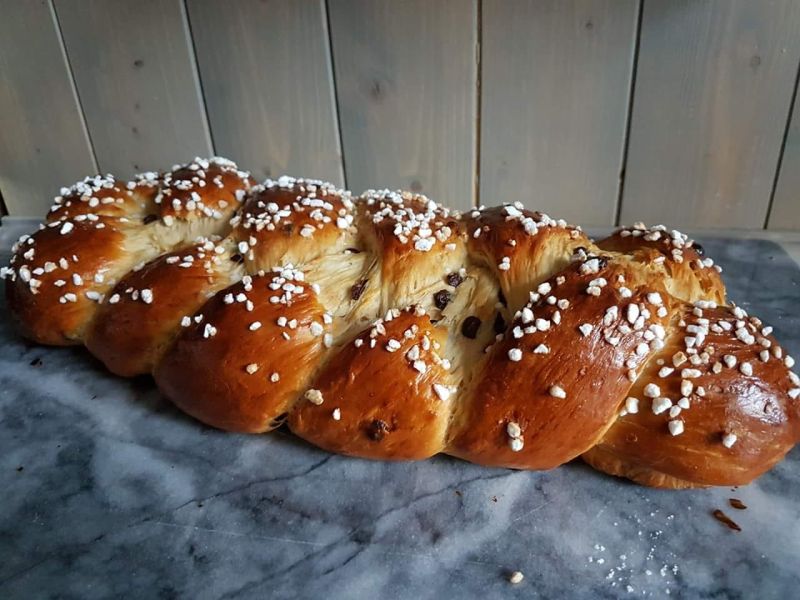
[4,157,799,489]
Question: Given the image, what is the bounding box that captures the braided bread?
[4,157,799,489]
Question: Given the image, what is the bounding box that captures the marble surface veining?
[0,239,799,600]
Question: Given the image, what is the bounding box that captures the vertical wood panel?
[621,0,800,229]
[769,73,800,230]
[0,0,96,216]
[54,0,212,178]
[480,0,638,226]
[328,0,477,210]
[187,0,343,184]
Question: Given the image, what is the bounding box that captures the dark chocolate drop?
[446,272,464,287]
[461,316,481,339]
[367,419,388,441]
[351,279,368,300]
[434,290,452,310]
[493,312,507,334]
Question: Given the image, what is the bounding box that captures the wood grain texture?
[53,0,212,178]
[480,0,638,226]
[769,75,800,231]
[620,0,800,229]
[187,0,343,184]
[328,0,477,210]
[0,0,95,216]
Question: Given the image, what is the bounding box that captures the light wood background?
[1,0,799,230]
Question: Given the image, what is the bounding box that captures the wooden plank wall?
[0,0,96,215]
[769,79,800,230]
[1,0,800,231]
[328,0,478,210]
[621,0,800,229]
[186,0,344,185]
[480,0,638,226]
[54,0,213,177]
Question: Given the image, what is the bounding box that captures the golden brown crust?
[447,256,676,469]
[598,224,726,305]
[4,157,253,348]
[289,309,452,460]
[230,177,356,270]
[5,217,137,344]
[358,190,466,310]
[155,157,255,225]
[154,267,328,433]
[461,205,590,312]
[581,446,704,489]
[583,305,800,487]
[85,238,240,376]
[46,174,159,222]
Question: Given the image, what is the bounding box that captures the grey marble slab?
[0,238,798,600]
